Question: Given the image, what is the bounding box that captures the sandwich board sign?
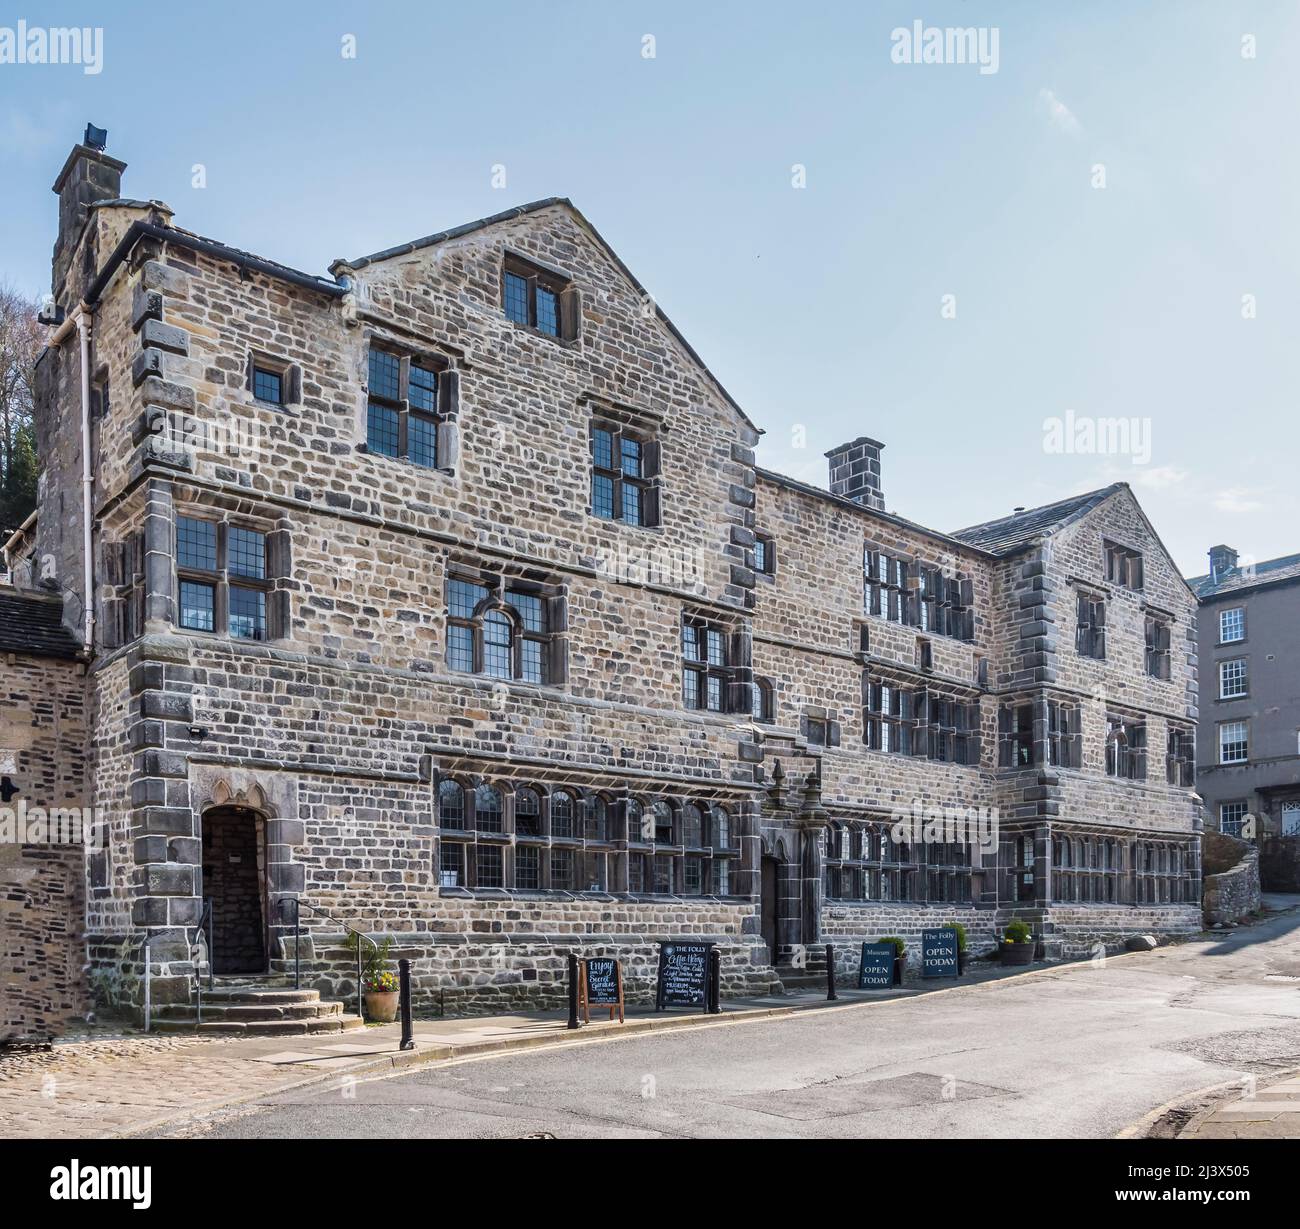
[921,927,960,978]
[857,942,895,989]
[579,957,624,1023]
[655,941,712,1012]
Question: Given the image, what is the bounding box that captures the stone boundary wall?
[1202,829,1261,927]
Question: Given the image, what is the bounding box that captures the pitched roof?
[1187,551,1300,599]
[949,485,1124,556]
[0,590,82,660]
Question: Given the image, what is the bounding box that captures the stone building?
[0,134,1203,1030]
[1189,545,1300,891]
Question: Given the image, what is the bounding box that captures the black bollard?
[398,958,415,1050]
[825,943,838,1001]
[708,947,721,1014]
[567,953,581,1029]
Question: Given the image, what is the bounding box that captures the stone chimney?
[826,437,885,511]
[1209,544,1238,582]
[51,128,126,308]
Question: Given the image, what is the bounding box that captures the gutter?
[1,509,37,572]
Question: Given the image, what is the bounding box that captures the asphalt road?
[165,911,1300,1139]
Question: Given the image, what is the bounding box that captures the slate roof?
[949,485,1125,556]
[1187,551,1300,599]
[0,589,82,659]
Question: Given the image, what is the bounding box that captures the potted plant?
[1001,920,1036,965]
[347,933,399,1022]
[879,935,907,984]
[941,920,969,974]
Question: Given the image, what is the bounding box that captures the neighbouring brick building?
[1189,545,1300,891]
[0,134,1203,1029]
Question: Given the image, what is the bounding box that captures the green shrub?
[878,935,906,956]
[941,920,969,952]
[1004,920,1032,944]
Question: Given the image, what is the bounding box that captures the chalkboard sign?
[580,957,624,1023]
[656,941,712,1011]
[921,927,961,979]
[858,942,896,989]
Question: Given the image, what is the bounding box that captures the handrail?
[281,897,378,1023]
[190,899,214,1024]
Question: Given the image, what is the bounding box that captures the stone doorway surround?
[201,805,268,975]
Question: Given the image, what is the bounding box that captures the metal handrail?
[281,896,378,1023]
[190,899,214,1025]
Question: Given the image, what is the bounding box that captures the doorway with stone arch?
[200,804,269,975]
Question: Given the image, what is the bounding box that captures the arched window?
[652,801,674,845]
[682,804,704,848]
[752,678,774,723]
[586,794,610,842]
[445,577,556,684]
[626,798,646,842]
[515,786,541,837]
[550,790,575,839]
[711,805,731,850]
[483,610,513,679]
[438,779,466,830]
[475,783,503,832]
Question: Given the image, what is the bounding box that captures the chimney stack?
[51,127,126,307]
[1209,544,1238,582]
[825,437,885,512]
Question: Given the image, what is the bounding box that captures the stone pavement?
[1,958,1037,1139]
[1179,1068,1300,1139]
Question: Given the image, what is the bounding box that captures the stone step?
[154,1000,343,1022]
[152,1014,364,1036]
[198,987,326,1005]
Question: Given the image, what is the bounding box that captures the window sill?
[356,442,453,477]
[437,886,747,904]
[504,317,578,349]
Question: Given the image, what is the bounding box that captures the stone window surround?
[1074,584,1107,660]
[863,545,974,642]
[1103,538,1144,591]
[245,350,301,408]
[822,818,975,904]
[1218,719,1249,765]
[435,774,742,899]
[358,333,460,472]
[751,676,775,723]
[500,249,581,344]
[589,417,662,528]
[1144,609,1173,680]
[865,674,978,764]
[1217,656,1249,700]
[171,504,291,642]
[1166,723,1195,787]
[682,610,748,714]
[1105,712,1148,780]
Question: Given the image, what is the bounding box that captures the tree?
[0,285,43,536]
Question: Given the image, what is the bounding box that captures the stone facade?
[1,137,1205,1028]
[1201,829,1261,928]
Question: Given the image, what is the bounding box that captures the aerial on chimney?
[1209,544,1239,583]
[83,123,108,151]
[825,436,885,512]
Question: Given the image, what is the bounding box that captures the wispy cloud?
[0,105,73,157]
[1213,487,1264,514]
[1038,88,1082,136]
[1130,465,1187,490]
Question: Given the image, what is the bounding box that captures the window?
[823,820,972,903]
[1104,541,1144,590]
[1166,726,1194,787]
[550,791,576,839]
[439,842,464,887]
[1219,607,1245,643]
[867,680,978,763]
[474,784,503,832]
[1281,802,1300,837]
[917,639,933,671]
[175,515,273,640]
[1219,721,1248,765]
[864,548,908,624]
[1047,702,1081,768]
[1105,715,1146,780]
[365,346,449,468]
[753,533,775,576]
[1144,615,1172,679]
[502,256,571,338]
[1218,658,1248,700]
[551,847,575,889]
[438,779,467,830]
[806,715,831,747]
[751,678,774,723]
[1219,802,1248,837]
[445,574,562,684]
[1076,591,1106,659]
[998,703,1034,768]
[252,366,283,406]
[915,566,975,641]
[591,423,660,526]
[515,787,542,837]
[515,845,541,890]
[1052,835,1127,904]
[683,618,741,711]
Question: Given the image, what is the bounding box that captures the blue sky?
[1,1,1296,576]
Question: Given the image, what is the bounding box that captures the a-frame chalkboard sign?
[579,957,625,1023]
[655,941,713,1013]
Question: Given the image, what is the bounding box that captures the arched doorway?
[201,805,268,975]
[760,855,780,960]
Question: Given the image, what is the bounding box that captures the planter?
[1000,940,1035,966]
[364,990,400,1023]
[892,952,907,985]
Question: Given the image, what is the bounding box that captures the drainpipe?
[75,309,95,652]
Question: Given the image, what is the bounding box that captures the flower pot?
[364,990,400,1023]
[892,951,907,985]
[1000,940,1035,966]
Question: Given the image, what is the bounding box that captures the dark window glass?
[515,787,542,837]
[252,367,283,405]
[516,845,540,890]
[475,785,503,832]
[551,792,574,838]
[476,844,503,888]
[367,402,399,456]
[535,286,558,336]
[228,586,266,640]
[177,517,217,572]
[483,610,513,679]
[504,272,530,325]
[227,527,266,580]
[449,580,488,619]
[408,413,438,468]
[593,473,616,519]
[654,854,673,894]
[447,624,474,673]
[439,842,464,886]
[368,349,401,401]
[550,847,574,889]
[438,780,466,829]
[408,364,438,412]
[179,580,215,632]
